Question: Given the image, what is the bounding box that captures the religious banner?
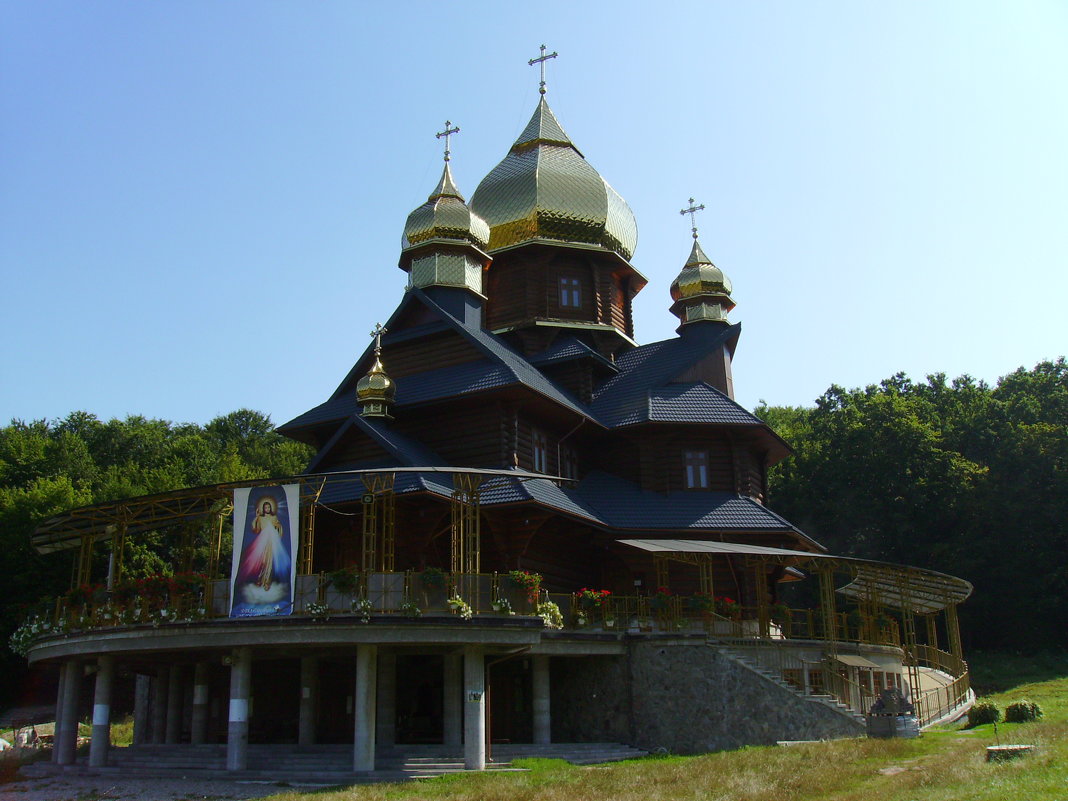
[230,484,300,617]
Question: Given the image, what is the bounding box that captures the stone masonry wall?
[551,637,865,754]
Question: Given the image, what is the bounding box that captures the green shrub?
[967,700,1001,726]
[1004,699,1043,723]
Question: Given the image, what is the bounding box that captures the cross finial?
[435,120,460,162]
[370,323,387,356]
[528,44,558,95]
[679,197,706,240]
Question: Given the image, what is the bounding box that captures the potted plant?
[419,567,449,610]
[714,596,741,619]
[506,570,542,612]
[328,567,360,596]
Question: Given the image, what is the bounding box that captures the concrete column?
[133,674,151,745]
[165,665,183,744]
[532,655,551,745]
[463,645,485,771]
[374,651,396,748]
[443,653,462,750]
[298,656,319,746]
[353,645,377,772]
[191,662,210,745]
[226,647,252,771]
[57,659,82,766]
[88,656,115,767]
[151,667,169,744]
[52,662,69,764]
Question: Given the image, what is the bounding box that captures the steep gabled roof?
[281,289,597,439]
[528,336,619,373]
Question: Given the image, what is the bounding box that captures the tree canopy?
[757,358,1067,652]
[0,410,312,707]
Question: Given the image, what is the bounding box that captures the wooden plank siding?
[382,332,482,378]
[398,403,505,468]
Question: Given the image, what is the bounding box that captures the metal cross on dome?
[435,120,460,163]
[370,323,387,356]
[528,44,558,95]
[680,197,706,240]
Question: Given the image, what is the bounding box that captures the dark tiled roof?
[529,336,618,372]
[646,383,764,425]
[393,361,514,406]
[280,395,355,432]
[590,324,748,428]
[414,292,596,422]
[576,470,797,532]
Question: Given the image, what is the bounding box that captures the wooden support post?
[818,564,838,655]
[925,614,939,650]
[945,603,963,660]
[654,556,669,592]
[754,558,770,638]
[111,521,127,586]
[75,533,94,588]
[698,560,714,597]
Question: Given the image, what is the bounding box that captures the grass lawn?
[260,671,1068,801]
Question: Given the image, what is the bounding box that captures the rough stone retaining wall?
[551,637,865,753]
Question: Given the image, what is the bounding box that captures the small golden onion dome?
[669,238,735,327]
[356,356,396,419]
[401,163,490,252]
[469,97,637,261]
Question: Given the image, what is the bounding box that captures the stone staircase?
[26,741,646,784]
[714,644,868,726]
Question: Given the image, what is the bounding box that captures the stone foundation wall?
[551,638,865,753]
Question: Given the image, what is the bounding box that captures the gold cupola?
[356,324,396,420]
[670,199,735,328]
[469,97,638,261]
[399,121,491,296]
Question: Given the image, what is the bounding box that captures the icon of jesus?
[235,493,292,606]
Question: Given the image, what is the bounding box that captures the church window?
[532,429,549,473]
[684,450,709,489]
[559,276,581,308]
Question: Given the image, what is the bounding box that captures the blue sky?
[2,1,1066,427]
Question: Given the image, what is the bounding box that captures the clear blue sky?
[2,1,1066,427]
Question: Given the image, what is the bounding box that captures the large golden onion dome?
[669,238,735,326]
[401,163,490,252]
[469,98,638,261]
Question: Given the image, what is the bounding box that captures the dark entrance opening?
[396,654,443,744]
[250,658,299,743]
[318,659,354,744]
[489,657,532,744]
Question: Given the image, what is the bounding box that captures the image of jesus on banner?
[230,484,299,617]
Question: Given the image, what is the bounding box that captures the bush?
[967,700,1001,726]
[1004,700,1043,723]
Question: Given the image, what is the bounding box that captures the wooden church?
[24,64,973,780]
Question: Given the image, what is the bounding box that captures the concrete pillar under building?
[151,667,169,744]
[89,655,115,767]
[353,644,378,772]
[298,656,319,746]
[191,662,210,745]
[532,655,551,745]
[165,665,183,744]
[463,645,485,771]
[57,659,82,766]
[226,647,252,772]
[133,674,151,745]
[443,652,462,750]
[375,651,396,748]
[52,662,69,764]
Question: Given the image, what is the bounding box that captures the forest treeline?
[0,409,312,705]
[1,360,1065,706]
[757,358,1067,653]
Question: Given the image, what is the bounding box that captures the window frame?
[683,449,710,489]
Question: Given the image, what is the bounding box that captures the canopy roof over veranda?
[618,538,972,614]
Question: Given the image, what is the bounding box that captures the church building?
[23,55,973,778]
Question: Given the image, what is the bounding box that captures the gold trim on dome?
[402,163,490,252]
[470,98,637,261]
